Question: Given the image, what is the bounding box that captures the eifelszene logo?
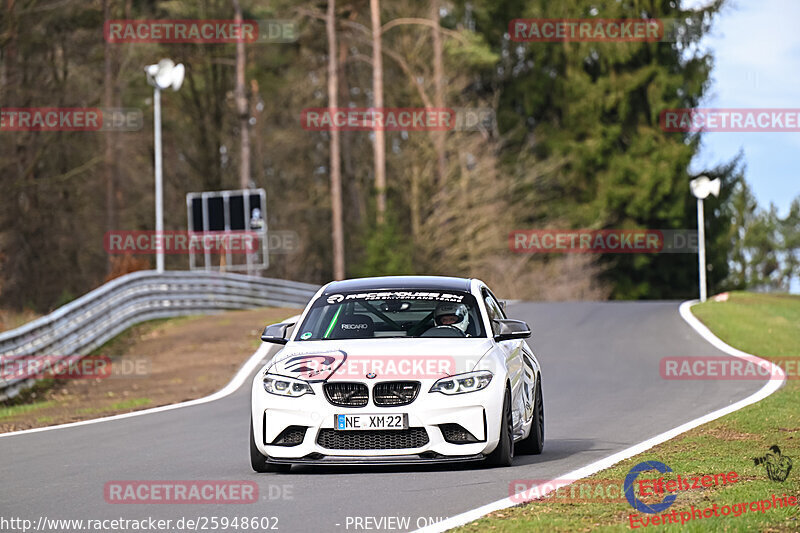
[754,445,793,482]
[623,461,739,514]
[625,461,678,514]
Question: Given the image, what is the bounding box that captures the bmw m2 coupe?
[250,276,543,472]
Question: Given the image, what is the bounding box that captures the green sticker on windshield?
[323,305,343,339]
[300,332,312,340]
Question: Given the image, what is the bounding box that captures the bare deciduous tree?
[103,0,116,274]
[370,0,386,224]
[327,0,345,279]
[430,0,446,185]
[233,0,251,189]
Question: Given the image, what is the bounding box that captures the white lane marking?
[413,300,786,533]
[0,315,300,439]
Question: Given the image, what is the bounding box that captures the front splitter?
[267,453,485,466]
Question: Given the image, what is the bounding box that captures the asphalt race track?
[0,302,765,533]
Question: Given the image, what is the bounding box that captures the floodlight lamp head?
[145,59,185,91]
[170,64,185,91]
[690,176,721,200]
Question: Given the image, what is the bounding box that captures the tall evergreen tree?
[459,0,733,298]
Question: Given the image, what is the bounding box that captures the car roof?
[322,276,473,294]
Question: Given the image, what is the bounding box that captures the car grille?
[323,382,369,407]
[373,381,420,406]
[316,428,429,450]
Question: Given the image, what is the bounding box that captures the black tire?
[516,378,544,455]
[250,415,291,473]
[485,387,514,467]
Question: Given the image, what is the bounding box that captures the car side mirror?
[493,319,531,341]
[260,322,295,345]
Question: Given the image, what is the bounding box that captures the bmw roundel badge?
[366,372,377,379]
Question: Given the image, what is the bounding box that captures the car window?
[482,290,505,335]
[486,289,507,319]
[295,290,487,340]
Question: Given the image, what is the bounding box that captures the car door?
[483,289,526,436]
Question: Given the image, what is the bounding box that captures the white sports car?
[249,276,543,472]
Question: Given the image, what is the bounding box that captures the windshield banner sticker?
[326,292,464,304]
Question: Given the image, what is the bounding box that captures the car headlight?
[430,371,493,395]
[263,374,314,397]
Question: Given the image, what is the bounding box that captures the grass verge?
[0,400,57,419]
[455,292,800,532]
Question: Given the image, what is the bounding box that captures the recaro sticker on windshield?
[325,291,465,304]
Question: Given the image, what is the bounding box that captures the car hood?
[264,338,494,382]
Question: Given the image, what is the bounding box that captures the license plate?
[335,413,408,431]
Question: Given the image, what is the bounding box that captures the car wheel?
[485,387,514,467]
[250,415,291,473]
[516,378,544,455]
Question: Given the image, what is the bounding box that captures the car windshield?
[295,290,486,340]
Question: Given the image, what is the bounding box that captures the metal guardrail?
[0,270,320,401]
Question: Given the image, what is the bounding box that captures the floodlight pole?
[146,59,183,273]
[690,175,719,303]
[697,197,707,302]
[153,86,165,273]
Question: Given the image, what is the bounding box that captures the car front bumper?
[250,374,505,463]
